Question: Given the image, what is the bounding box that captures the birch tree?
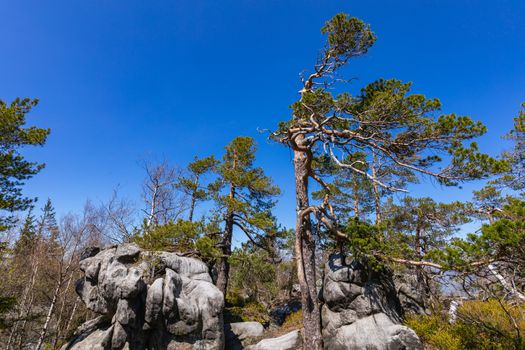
[141,160,187,228]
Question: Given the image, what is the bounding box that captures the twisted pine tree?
[272,13,506,348]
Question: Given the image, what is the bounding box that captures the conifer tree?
[496,102,525,191]
[176,156,218,222]
[272,13,506,348]
[0,98,49,232]
[210,137,280,296]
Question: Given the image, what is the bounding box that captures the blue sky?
[1,0,524,237]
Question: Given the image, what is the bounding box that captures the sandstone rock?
[394,271,430,315]
[245,330,302,350]
[225,321,264,349]
[321,253,422,350]
[326,313,422,350]
[63,243,224,350]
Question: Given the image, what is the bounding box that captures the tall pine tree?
[210,137,280,296]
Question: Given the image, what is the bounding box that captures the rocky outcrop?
[321,254,422,350]
[245,330,302,350]
[62,244,224,350]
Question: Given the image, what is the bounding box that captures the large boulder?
[62,244,224,350]
[321,254,422,350]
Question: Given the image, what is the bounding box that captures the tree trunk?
[64,297,80,336]
[147,184,158,227]
[216,183,235,297]
[371,152,382,224]
[52,271,75,348]
[7,243,41,350]
[488,264,525,302]
[293,136,323,350]
[188,175,199,222]
[35,277,61,350]
[352,177,360,218]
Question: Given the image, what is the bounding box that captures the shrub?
[224,301,271,325]
[282,310,303,331]
[406,299,525,350]
[405,314,462,350]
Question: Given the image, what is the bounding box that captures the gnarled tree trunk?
[293,136,323,349]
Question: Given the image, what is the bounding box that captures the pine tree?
[176,156,218,222]
[496,102,525,191]
[0,98,49,232]
[210,137,280,297]
[272,13,506,348]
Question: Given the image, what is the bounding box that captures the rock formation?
[394,271,430,316]
[62,244,224,350]
[321,254,423,350]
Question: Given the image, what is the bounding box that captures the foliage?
[0,98,49,231]
[495,102,525,191]
[133,218,221,259]
[385,197,471,259]
[224,301,271,325]
[228,245,279,305]
[405,313,462,350]
[282,310,303,331]
[0,296,16,329]
[175,155,218,221]
[210,136,280,237]
[428,198,525,270]
[211,136,281,294]
[407,300,525,350]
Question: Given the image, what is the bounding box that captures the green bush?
[282,310,303,331]
[405,314,462,350]
[406,299,525,350]
[224,301,270,325]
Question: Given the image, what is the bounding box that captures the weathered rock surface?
[225,321,264,350]
[394,271,430,316]
[62,244,224,350]
[245,330,302,350]
[321,254,423,350]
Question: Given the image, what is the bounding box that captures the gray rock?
[225,321,264,349]
[229,321,264,340]
[321,253,422,350]
[63,244,224,350]
[144,278,164,328]
[157,252,213,282]
[80,246,101,261]
[60,317,113,350]
[394,271,430,315]
[245,330,302,350]
[114,243,141,262]
[325,313,422,350]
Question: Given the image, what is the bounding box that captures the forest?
[1,9,524,350]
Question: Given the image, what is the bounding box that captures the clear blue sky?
[1,0,524,234]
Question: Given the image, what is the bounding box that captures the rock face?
[321,254,423,350]
[62,244,224,350]
[394,271,430,316]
